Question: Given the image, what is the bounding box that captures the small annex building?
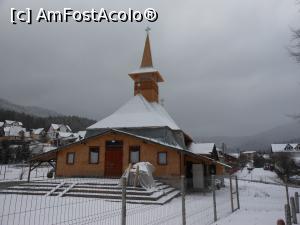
[30,31,229,188]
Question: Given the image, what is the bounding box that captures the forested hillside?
[0,109,96,132]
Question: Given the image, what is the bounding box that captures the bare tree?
[289,1,300,63]
[290,28,300,63]
[272,153,297,178]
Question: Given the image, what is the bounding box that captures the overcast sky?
[0,0,299,137]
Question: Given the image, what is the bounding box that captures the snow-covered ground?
[212,180,299,225]
[0,178,233,225]
[0,168,299,225]
[212,168,299,225]
[235,168,283,184]
[0,164,51,182]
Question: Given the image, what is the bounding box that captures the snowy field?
[235,168,283,184]
[212,180,300,225]
[0,164,52,182]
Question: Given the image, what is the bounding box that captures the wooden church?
[30,31,229,188]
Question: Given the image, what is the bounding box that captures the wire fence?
[0,172,240,225]
[0,164,51,181]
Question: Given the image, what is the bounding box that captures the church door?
[105,140,123,177]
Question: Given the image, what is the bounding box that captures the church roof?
[87,94,180,130]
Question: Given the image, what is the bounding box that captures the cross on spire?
[140,28,153,68]
[145,26,151,34]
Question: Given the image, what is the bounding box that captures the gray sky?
[0,0,299,137]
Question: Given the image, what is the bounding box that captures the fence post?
[212,175,217,222]
[229,175,234,212]
[235,176,240,209]
[295,192,299,213]
[181,175,186,225]
[3,165,6,180]
[285,176,290,206]
[121,176,126,225]
[27,163,31,182]
[285,204,292,225]
[290,197,297,224]
[284,175,291,225]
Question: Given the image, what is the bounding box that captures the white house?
[47,124,72,140]
[271,143,300,153]
[271,143,300,166]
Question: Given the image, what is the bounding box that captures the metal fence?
[0,173,240,225]
[0,164,51,181]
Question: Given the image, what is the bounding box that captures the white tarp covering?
[120,162,157,191]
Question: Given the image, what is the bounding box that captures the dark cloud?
[0,0,299,137]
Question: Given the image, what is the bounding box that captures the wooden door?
[105,143,123,177]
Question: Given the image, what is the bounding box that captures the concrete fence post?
[285,204,292,225]
[229,175,234,212]
[235,176,240,210]
[121,176,127,225]
[212,175,217,222]
[181,175,186,225]
[290,197,297,224]
[295,192,299,213]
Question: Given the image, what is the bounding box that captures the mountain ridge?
[196,121,300,152]
[0,98,62,117]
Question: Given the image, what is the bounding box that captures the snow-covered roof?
[76,131,86,140]
[4,126,26,137]
[262,154,270,160]
[58,132,74,138]
[50,124,72,132]
[271,143,300,152]
[43,146,57,152]
[33,128,44,135]
[271,144,286,152]
[5,120,15,125]
[50,124,61,130]
[4,120,22,126]
[227,153,240,159]
[242,151,257,154]
[188,143,215,155]
[129,67,159,75]
[87,94,180,130]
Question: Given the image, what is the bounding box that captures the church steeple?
[129,29,164,103]
[140,31,153,68]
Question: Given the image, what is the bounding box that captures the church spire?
[140,27,153,68]
[128,28,164,103]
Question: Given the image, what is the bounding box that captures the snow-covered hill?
[0,98,61,117]
[197,122,300,151]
